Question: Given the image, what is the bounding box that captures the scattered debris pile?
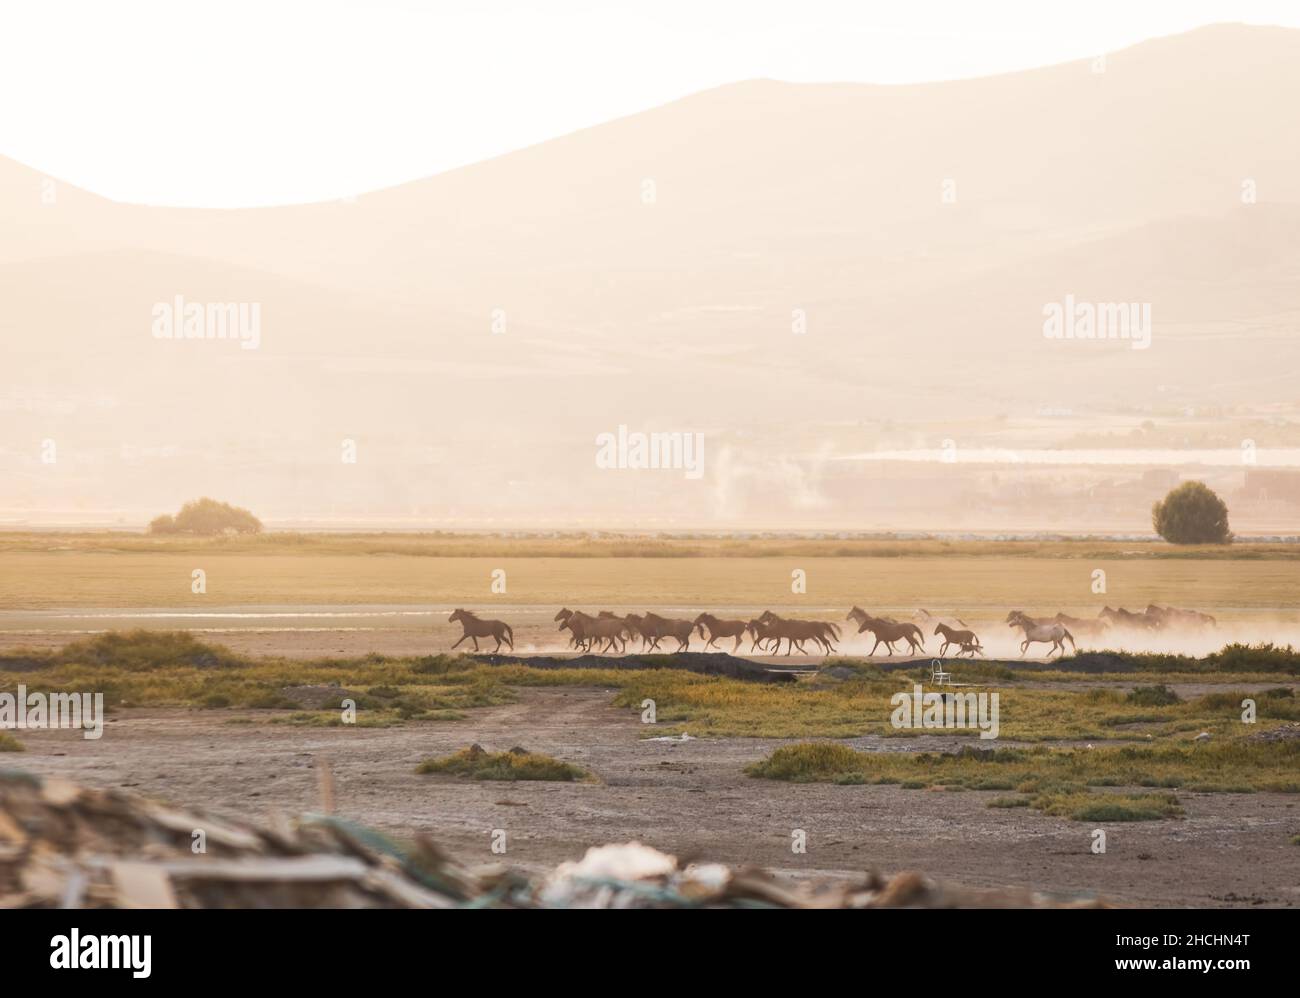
[0,771,1105,908]
[535,843,1105,908]
[1246,721,1300,744]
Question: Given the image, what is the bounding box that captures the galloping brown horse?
[1144,604,1217,630]
[756,611,839,655]
[555,608,632,653]
[746,617,781,653]
[1099,606,1160,630]
[693,613,748,652]
[855,614,925,656]
[449,609,514,653]
[933,622,983,657]
[637,612,694,652]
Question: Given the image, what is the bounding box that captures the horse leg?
[451,634,468,649]
[471,636,480,652]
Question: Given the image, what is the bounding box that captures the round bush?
[1151,481,1231,544]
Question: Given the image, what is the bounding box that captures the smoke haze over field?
[3,22,1300,532]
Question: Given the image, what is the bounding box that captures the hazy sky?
[2,0,1298,206]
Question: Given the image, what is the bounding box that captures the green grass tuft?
[1032,790,1182,822]
[1127,684,1181,706]
[416,746,590,782]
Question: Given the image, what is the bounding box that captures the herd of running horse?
[447,603,1216,658]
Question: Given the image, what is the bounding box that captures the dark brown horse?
[1144,604,1217,629]
[555,608,632,653]
[746,617,781,652]
[933,622,983,657]
[449,608,514,653]
[693,613,747,652]
[637,612,693,652]
[756,611,838,655]
[1099,606,1160,630]
[855,614,924,656]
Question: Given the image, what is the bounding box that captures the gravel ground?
[8,686,1298,907]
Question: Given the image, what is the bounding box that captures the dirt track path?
[10,687,1298,907]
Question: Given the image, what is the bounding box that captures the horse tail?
[503,623,513,642]
[1063,628,1076,652]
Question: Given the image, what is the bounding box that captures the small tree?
[149,498,262,536]
[148,514,178,535]
[1151,481,1231,544]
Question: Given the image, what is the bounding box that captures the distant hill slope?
[2,23,1298,526]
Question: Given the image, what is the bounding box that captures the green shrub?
[1127,684,1181,707]
[1152,481,1231,544]
[987,796,1030,808]
[744,742,863,781]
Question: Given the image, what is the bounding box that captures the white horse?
[1005,611,1076,657]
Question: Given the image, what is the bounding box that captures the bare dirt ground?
[9,686,1298,907]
